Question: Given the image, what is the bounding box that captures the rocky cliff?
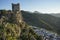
[0,10,43,40]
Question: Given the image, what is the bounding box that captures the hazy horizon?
[0,0,60,13]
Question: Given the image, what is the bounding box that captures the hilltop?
[0,3,43,40]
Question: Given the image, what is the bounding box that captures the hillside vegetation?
[0,10,43,40]
[21,10,60,34]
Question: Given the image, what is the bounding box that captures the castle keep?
[12,3,22,23]
[12,3,20,12]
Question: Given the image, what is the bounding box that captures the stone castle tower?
[12,3,20,12]
[12,3,22,24]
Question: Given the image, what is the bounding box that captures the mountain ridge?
[21,10,60,34]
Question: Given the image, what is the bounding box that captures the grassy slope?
[21,10,60,34]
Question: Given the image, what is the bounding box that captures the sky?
[0,0,60,13]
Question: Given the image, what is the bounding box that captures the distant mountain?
[50,13,60,17]
[21,10,60,34]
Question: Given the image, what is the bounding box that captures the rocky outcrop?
[0,10,43,40]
